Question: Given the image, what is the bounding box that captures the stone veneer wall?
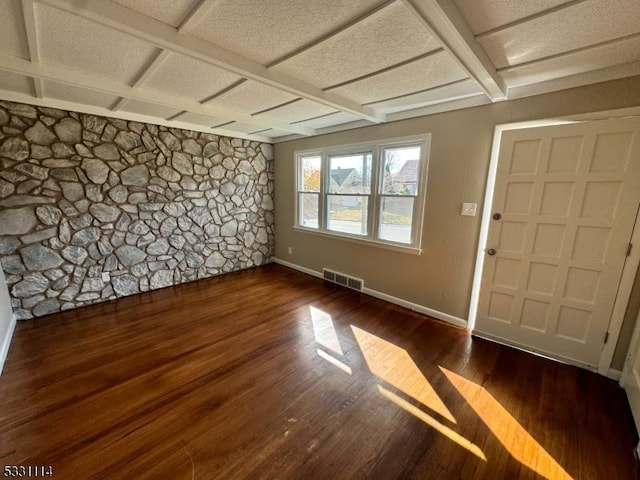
[0,100,274,319]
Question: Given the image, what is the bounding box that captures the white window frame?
[294,134,430,255]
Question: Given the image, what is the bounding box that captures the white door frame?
[468,114,640,378]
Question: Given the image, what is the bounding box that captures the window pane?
[379,197,414,244]
[300,155,321,192]
[299,193,319,228]
[382,146,421,195]
[328,153,372,194]
[327,195,368,236]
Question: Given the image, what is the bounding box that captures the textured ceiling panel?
[367,79,484,113]
[331,52,468,104]
[479,0,640,68]
[453,0,571,34]
[223,122,270,135]
[36,3,159,85]
[255,129,295,139]
[253,99,336,123]
[112,0,199,28]
[175,112,228,127]
[274,2,440,88]
[208,80,299,113]
[143,52,244,102]
[44,81,120,109]
[0,71,34,96]
[188,0,385,64]
[292,112,366,129]
[119,99,183,120]
[501,35,640,87]
[0,0,29,59]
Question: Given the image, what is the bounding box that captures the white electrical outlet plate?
[461,203,477,216]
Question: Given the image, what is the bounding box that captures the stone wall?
[0,100,274,319]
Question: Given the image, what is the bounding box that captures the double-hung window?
[295,136,429,253]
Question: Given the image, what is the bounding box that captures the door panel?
[476,118,640,368]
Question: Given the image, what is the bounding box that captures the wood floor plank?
[0,264,637,479]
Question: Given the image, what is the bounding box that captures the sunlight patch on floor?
[310,306,344,355]
[316,349,352,375]
[352,325,456,423]
[440,367,572,479]
[378,385,487,461]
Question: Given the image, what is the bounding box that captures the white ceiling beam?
[0,88,272,142]
[38,0,385,124]
[400,0,507,101]
[177,0,218,33]
[0,53,316,136]
[21,0,44,98]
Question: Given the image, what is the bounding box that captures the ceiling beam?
[0,87,272,142]
[0,53,316,136]
[21,0,44,98]
[38,0,385,124]
[400,0,507,101]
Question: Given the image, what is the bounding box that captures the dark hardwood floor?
[0,264,637,479]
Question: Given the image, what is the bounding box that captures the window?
[295,136,429,252]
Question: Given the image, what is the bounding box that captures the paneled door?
[475,118,640,368]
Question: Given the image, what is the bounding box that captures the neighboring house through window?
[295,135,430,253]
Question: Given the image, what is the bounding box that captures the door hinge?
[627,243,633,257]
[604,331,610,344]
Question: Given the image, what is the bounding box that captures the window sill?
[293,226,422,256]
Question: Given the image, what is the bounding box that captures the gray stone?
[112,274,139,296]
[93,143,120,161]
[160,131,180,151]
[0,179,15,198]
[121,165,149,186]
[0,108,8,125]
[185,251,204,268]
[71,227,101,246]
[203,142,219,157]
[205,251,226,268]
[60,181,85,201]
[238,160,253,175]
[20,227,57,244]
[261,194,274,211]
[52,142,76,158]
[33,299,60,317]
[180,176,197,190]
[150,269,173,289]
[164,202,186,217]
[188,207,212,227]
[61,246,88,265]
[114,131,141,151]
[129,220,150,235]
[115,245,146,266]
[83,115,107,134]
[89,203,121,223]
[59,284,80,301]
[15,163,49,180]
[0,195,56,207]
[221,219,238,237]
[20,244,64,270]
[0,137,29,160]
[1,255,25,274]
[147,238,170,255]
[131,263,149,277]
[36,205,63,225]
[108,185,128,203]
[0,207,37,235]
[182,138,201,155]
[25,121,57,145]
[54,118,82,143]
[85,184,103,202]
[220,182,236,196]
[97,237,113,256]
[82,158,110,184]
[128,193,148,204]
[254,153,267,172]
[82,277,104,292]
[75,143,93,157]
[51,168,79,181]
[160,217,177,237]
[209,165,225,180]
[31,145,52,159]
[157,165,180,182]
[12,273,49,297]
[42,159,77,168]
[23,294,46,309]
[0,236,21,255]
[220,137,233,156]
[168,234,186,249]
[69,213,92,230]
[76,293,100,302]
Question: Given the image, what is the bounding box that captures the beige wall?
[274,76,640,364]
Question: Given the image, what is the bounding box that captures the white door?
[476,118,640,368]
[622,310,640,443]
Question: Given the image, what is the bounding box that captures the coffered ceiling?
[0,0,638,143]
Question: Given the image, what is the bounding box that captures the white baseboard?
[0,314,17,376]
[273,258,468,330]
